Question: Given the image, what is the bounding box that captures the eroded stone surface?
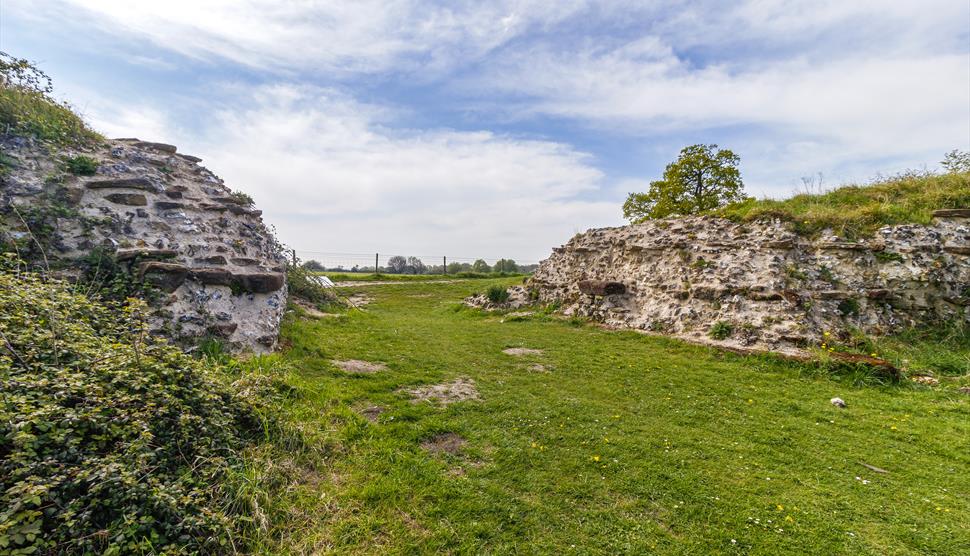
[0,133,288,352]
[526,216,969,355]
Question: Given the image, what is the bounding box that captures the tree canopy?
[623,144,746,222]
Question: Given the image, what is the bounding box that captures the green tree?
[493,259,518,273]
[941,149,970,173]
[623,144,746,222]
[472,259,491,273]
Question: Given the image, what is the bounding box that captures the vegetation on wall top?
[0,51,102,147]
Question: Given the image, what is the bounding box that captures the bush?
[287,263,339,308]
[0,257,271,554]
[0,51,102,147]
[65,154,98,175]
[486,285,510,304]
[708,321,734,340]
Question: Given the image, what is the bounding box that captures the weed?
[785,264,807,281]
[65,154,98,175]
[231,190,255,206]
[874,251,905,263]
[838,298,860,316]
[486,285,510,303]
[817,265,836,283]
[709,320,734,340]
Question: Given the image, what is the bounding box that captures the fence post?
[443,256,447,275]
[375,253,379,274]
[291,249,297,266]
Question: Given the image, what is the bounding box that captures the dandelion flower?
[592,455,601,462]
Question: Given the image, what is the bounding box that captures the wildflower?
[592,455,601,462]
[531,442,538,449]
[870,353,878,357]
[776,504,784,511]
[823,331,831,337]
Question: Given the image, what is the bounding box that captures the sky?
[2,1,968,267]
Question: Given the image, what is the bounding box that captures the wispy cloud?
[187,85,615,260]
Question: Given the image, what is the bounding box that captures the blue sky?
[2,1,968,265]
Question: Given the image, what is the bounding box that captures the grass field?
[245,278,969,554]
[321,272,525,282]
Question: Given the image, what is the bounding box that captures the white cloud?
[181,85,618,262]
[462,1,970,195]
[10,0,590,75]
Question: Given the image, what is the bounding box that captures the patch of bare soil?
[502,347,544,356]
[345,293,373,307]
[332,359,387,373]
[421,432,467,455]
[405,377,479,405]
[292,297,343,318]
[359,405,385,422]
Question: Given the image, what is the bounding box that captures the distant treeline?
[301,256,536,275]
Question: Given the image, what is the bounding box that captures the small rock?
[910,375,939,386]
[830,397,847,408]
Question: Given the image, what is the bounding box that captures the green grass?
[714,171,970,239]
[323,272,525,282]
[0,83,102,147]
[240,279,970,554]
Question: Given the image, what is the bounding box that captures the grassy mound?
[0,52,102,147]
[0,257,282,554]
[715,171,970,238]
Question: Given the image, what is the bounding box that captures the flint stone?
[133,141,177,154]
[104,193,147,206]
[190,268,233,286]
[86,177,158,191]
[578,280,626,296]
[237,273,285,293]
[138,261,188,292]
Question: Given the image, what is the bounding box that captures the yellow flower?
[531,442,538,449]
[776,504,784,511]
[785,515,794,522]
[823,331,831,337]
[870,353,878,357]
[592,455,601,462]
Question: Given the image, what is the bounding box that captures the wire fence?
[290,249,542,273]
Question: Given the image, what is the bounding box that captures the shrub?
[65,154,98,175]
[287,262,339,308]
[0,257,271,554]
[230,190,255,206]
[486,285,510,304]
[708,321,734,340]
